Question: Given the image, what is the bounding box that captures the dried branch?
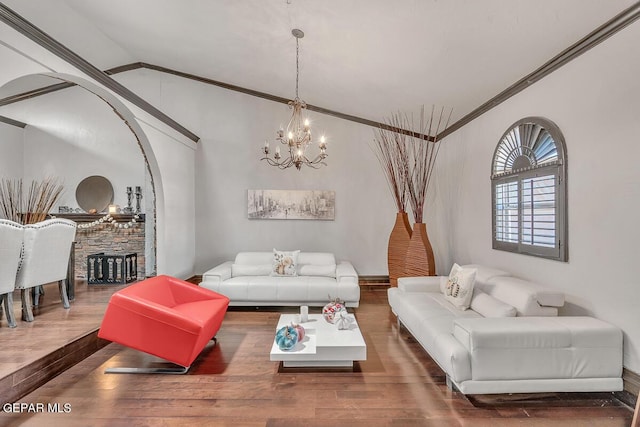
[405,105,453,223]
[371,113,410,212]
[0,177,64,224]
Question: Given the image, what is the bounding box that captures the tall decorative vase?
[404,222,435,276]
[388,212,412,287]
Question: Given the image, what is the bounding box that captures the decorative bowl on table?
[322,297,346,323]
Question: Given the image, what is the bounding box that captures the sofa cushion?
[462,264,511,288]
[489,276,564,308]
[298,252,336,265]
[470,291,516,318]
[271,249,300,277]
[297,264,336,277]
[387,289,477,382]
[452,317,622,381]
[444,264,477,310]
[232,264,272,276]
[482,276,563,316]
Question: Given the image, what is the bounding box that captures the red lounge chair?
[98,275,229,373]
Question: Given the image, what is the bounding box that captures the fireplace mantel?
[51,213,146,223]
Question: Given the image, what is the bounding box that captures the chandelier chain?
[295,37,300,99]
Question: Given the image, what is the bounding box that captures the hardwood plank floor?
[0,286,634,426]
[0,281,124,378]
[0,280,126,405]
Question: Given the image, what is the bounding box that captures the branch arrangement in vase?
[372,105,452,222]
[371,114,410,213]
[372,105,452,280]
[405,105,452,223]
[0,177,64,224]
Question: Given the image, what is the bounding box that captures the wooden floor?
[0,284,634,426]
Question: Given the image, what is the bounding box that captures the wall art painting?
[248,189,335,220]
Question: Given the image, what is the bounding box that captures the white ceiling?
[2,0,637,128]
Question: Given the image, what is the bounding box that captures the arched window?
[491,117,567,261]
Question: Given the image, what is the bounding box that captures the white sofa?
[387,264,623,395]
[200,252,360,307]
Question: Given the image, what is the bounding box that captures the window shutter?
[521,175,556,248]
[491,117,567,261]
[494,180,519,244]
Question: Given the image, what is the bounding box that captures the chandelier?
[262,29,327,170]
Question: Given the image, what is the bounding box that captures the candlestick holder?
[123,186,133,214]
[135,186,143,213]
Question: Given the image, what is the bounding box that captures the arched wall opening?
[0,72,163,277]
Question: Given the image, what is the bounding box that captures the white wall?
[0,85,147,212]
[433,21,640,372]
[114,69,397,275]
[136,120,196,278]
[0,121,24,180]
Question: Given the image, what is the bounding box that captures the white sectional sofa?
[200,251,360,307]
[387,264,623,395]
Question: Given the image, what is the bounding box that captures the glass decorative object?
[322,297,346,324]
[275,325,298,351]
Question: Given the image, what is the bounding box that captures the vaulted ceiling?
[1,0,638,136]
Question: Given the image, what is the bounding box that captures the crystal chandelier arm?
[261,155,294,170]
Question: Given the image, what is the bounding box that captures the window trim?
[491,117,568,262]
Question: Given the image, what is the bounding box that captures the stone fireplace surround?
[55,214,146,280]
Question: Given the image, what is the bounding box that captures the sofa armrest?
[336,261,358,284]
[201,261,232,285]
[397,276,446,293]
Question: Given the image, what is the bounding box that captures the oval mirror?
[75,175,114,213]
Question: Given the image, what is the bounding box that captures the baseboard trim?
[624,368,640,396]
[358,275,390,284]
[187,274,389,286]
[186,275,201,285]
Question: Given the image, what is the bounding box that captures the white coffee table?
[270,313,367,368]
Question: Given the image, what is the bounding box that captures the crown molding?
[439,1,640,139]
[0,81,73,107]
[0,3,200,142]
[0,59,434,142]
[0,115,26,128]
[137,63,435,141]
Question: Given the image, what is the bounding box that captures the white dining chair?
[14,218,76,322]
[0,219,24,328]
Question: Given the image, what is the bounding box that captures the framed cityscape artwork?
[247,189,335,220]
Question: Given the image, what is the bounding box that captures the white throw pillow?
[470,290,517,317]
[271,249,300,277]
[444,263,477,310]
